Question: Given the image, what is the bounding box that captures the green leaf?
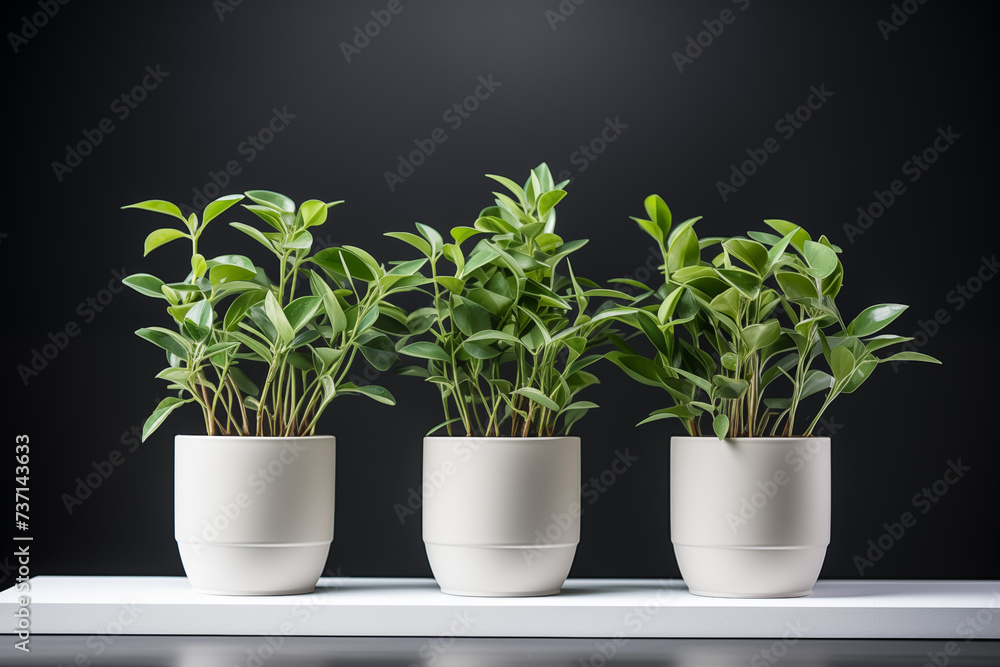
[721,352,738,371]
[313,247,380,282]
[485,174,528,210]
[284,296,322,333]
[644,194,672,240]
[182,300,214,342]
[803,240,838,279]
[244,190,295,213]
[764,219,811,253]
[864,335,913,353]
[879,351,942,365]
[230,222,275,252]
[358,331,397,371]
[190,254,208,279]
[632,217,662,244]
[538,190,567,219]
[229,331,273,363]
[712,375,748,400]
[229,366,259,396]
[135,327,189,358]
[724,238,769,275]
[776,271,818,301]
[848,304,908,337]
[299,199,328,228]
[143,228,188,256]
[435,276,466,293]
[637,405,699,426]
[462,341,501,359]
[666,227,699,274]
[713,414,730,440]
[399,341,450,362]
[743,320,782,353]
[123,273,166,299]
[208,254,257,286]
[561,400,599,413]
[243,205,286,232]
[224,290,265,332]
[385,231,432,258]
[829,345,855,383]
[450,226,482,245]
[264,291,294,345]
[800,369,834,399]
[142,397,192,441]
[122,199,188,223]
[513,387,559,411]
[461,246,501,276]
[716,268,761,299]
[606,351,664,387]
[285,230,313,251]
[415,223,444,255]
[465,330,524,347]
[202,194,244,226]
[205,341,239,362]
[337,382,396,405]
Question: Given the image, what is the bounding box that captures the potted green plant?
[121,190,411,595]
[386,163,623,596]
[607,195,940,598]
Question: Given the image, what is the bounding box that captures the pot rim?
[671,435,831,442]
[174,434,334,440]
[423,435,580,442]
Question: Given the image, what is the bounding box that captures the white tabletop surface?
[2,577,999,639]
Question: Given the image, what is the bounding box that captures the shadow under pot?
[422,436,581,597]
[174,435,336,595]
[670,436,831,598]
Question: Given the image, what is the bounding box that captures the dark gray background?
[3,0,997,586]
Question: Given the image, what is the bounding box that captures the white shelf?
[3,577,999,639]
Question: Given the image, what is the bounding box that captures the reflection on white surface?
[3,636,999,667]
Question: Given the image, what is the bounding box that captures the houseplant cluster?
[122,166,937,598]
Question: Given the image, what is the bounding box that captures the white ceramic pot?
[671,436,830,598]
[174,435,335,595]
[423,436,580,597]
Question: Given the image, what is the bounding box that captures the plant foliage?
[606,195,940,438]
[121,191,414,440]
[387,164,623,437]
